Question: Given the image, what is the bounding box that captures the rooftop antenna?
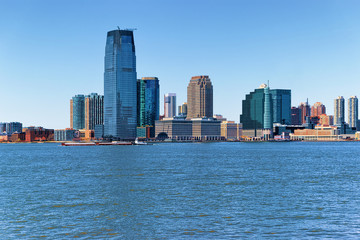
[267,80,270,88]
[117,26,121,31]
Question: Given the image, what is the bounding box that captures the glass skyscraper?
[104,29,137,140]
[164,93,176,118]
[70,94,85,130]
[348,96,358,128]
[240,84,291,137]
[270,89,291,125]
[85,93,104,130]
[240,84,273,132]
[334,96,345,125]
[137,77,160,127]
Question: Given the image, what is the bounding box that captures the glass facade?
[71,95,85,130]
[137,77,160,127]
[240,88,271,131]
[348,96,358,128]
[270,89,291,125]
[291,107,302,125]
[334,96,345,125]
[4,122,23,134]
[85,93,104,130]
[164,93,176,118]
[240,86,291,135]
[104,30,137,140]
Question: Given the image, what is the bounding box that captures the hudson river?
[1,142,360,239]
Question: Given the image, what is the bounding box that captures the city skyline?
[1,1,360,129]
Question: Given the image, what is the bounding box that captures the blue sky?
[1,0,360,129]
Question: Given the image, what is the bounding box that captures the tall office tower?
[291,107,302,125]
[311,102,326,117]
[299,100,310,124]
[240,84,273,136]
[334,96,345,125]
[178,102,188,117]
[164,93,176,118]
[85,93,104,130]
[187,75,213,119]
[104,29,137,140]
[270,89,291,124]
[137,77,160,126]
[348,96,358,128]
[70,94,85,130]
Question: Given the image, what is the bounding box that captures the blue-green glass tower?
[72,94,85,130]
[240,85,273,134]
[104,29,137,140]
[270,89,291,125]
[137,77,160,127]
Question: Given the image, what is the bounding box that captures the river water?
[1,142,360,239]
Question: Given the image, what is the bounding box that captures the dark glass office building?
[240,85,273,131]
[270,89,291,125]
[70,94,85,130]
[104,29,137,140]
[291,107,302,125]
[240,85,291,136]
[137,77,160,127]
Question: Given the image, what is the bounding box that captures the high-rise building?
[299,101,310,124]
[137,77,160,127]
[334,96,345,125]
[348,96,358,128]
[291,107,302,125]
[71,93,103,130]
[187,75,213,119]
[0,123,6,133]
[270,89,291,124]
[5,122,23,134]
[178,102,188,117]
[164,93,176,118]
[70,94,85,130]
[319,114,334,126]
[311,102,326,117]
[85,93,104,130]
[104,29,137,140]
[240,84,273,136]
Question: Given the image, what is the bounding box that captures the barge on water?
[61,141,132,146]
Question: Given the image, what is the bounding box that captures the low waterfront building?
[0,134,10,142]
[155,117,222,141]
[192,118,222,141]
[54,129,76,141]
[155,117,193,140]
[290,126,340,141]
[136,126,154,139]
[78,129,94,141]
[24,127,54,142]
[355,132,360,140]
[10,132,26,142]
[220,121,242,140]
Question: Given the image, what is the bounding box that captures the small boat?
[134,138,147,145]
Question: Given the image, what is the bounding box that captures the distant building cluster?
[239,83,360,141]
[3,29,360,143]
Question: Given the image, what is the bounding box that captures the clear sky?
[1,0,360,129]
